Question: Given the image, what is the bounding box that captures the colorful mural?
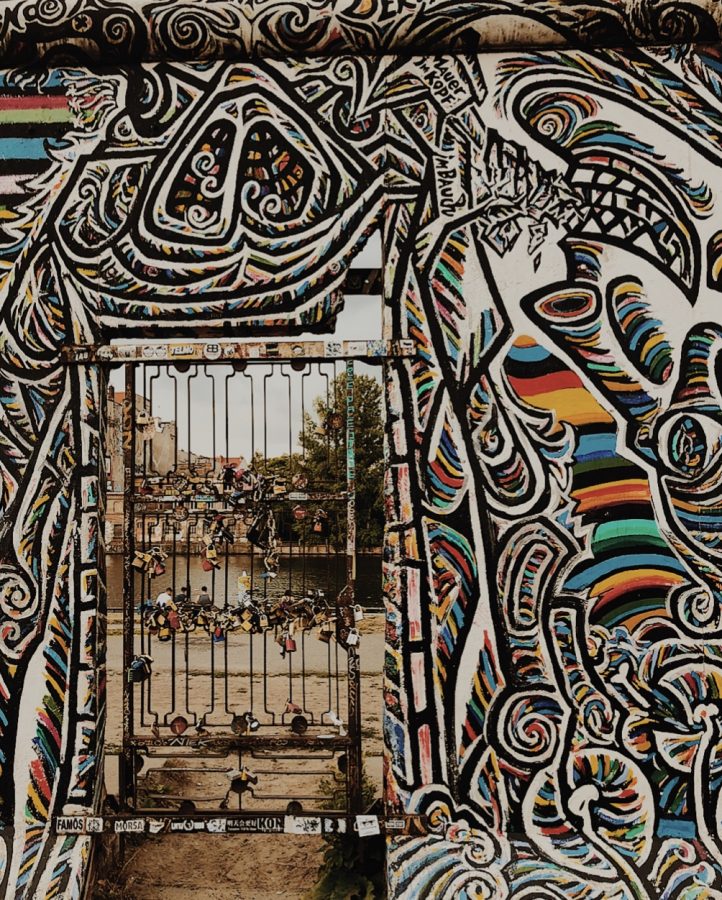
[4,4,722,898]
[381,46,722,899]
[2,0,722,62]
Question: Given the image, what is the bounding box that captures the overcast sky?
[109,300,384,465]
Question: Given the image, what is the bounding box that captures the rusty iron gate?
[107,339,403,824]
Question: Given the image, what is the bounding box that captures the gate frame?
[63,338,414,828]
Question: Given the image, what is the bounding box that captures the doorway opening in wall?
[95,234,393,840]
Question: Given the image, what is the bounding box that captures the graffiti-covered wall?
[381,46,722,898]
[3,2,722,897]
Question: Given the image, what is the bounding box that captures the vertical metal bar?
[345,359,362,814]
[242,367,255,591]
[263,368,271,473]
[285,365,293,591]
[301,366,309,593]
[184,510,193,718]
[95,363,110,811]
[318,364,331,595]
[300,631,308,717]
[120,363,136,808]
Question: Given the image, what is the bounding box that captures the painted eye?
[659,414,722,476]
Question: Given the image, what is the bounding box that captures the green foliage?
[92,835,146,899]
[262,373,385,551]
[299,372,384,551]
[306,768,386,900]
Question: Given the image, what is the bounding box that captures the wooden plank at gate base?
[62,339,415,363]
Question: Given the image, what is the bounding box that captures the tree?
[299,372,384,552]
[257,373,384,551]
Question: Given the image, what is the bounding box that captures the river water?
[105,552,382,609]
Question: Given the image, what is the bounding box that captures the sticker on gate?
[284,816,322,835]
[56,816,87,834]
[115,819,145,834]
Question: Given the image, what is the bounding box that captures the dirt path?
[97,615,386,898]
[109,833,325,899]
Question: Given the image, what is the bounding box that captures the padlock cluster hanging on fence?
[200,511,236,571]
[245,506,279,578]
[131,546,168,577]
[139,588,362,650]
[135,460,335,580]
[138,460,307,508]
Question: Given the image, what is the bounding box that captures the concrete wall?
[3,3,722,897]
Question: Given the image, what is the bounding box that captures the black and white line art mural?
[4,3,722,897]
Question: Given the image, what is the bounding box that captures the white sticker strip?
[356,814,381,837]
[284,816,322,835]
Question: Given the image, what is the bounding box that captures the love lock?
[157,616,172,642]
[230,767,258,794]
[284,632,297,653]
[245,711,260,733]
[239,608,255,633]
[232,711,260,734]
[312,507,329,534]
[286,699,303,715]
[127,655,153,684]
[202,551,221,572]
[263,550,279,577]
[291,715,308,735]
[347,628,360,647]
[131,550,153,573]
[353,604,364,622]
[169,715,188,736]
[231,714,247,735]
[318,622,334,644]
[173,505,190,526]
[327,711,346,735]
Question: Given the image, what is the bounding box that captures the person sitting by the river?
[175,585,189,606]
[156,586,173,609]
[197,586,212,609]
[222,463,235,490]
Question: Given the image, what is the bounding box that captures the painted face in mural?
[501,48,722,625]
[378,46,722,899]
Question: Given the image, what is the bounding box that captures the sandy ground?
[99,613,385,899]
[104,834,334,899]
